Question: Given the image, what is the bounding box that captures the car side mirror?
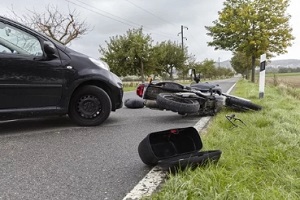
[43,41,58,59]
[44,43,56,55]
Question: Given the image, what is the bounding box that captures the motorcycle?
[136,69,262,116]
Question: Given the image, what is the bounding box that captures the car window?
[0,23,43,56]
[0,43,13,53]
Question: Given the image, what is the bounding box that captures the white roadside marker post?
[259,54,266,98]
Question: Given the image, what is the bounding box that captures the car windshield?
[0,22,42,56]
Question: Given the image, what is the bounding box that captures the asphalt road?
[0,77,238,200]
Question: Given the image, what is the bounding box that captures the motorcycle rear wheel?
[156,93,200,113]
[225,97,262,111]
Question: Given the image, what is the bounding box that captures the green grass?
[144,79,300,200]
[123,86,137,92]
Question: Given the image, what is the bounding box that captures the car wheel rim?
[77,95,102,119]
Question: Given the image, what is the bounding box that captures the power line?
[66,0,141,28]
[123,0,199,50]
[122,1,204,58]
[124,0,178,28]
[65,0,178,39]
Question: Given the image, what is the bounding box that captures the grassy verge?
[123,86,137,92]
[145,79,300,200]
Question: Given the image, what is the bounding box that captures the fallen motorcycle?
[136,71,262,116]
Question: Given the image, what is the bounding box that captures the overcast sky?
[1,0,299,62]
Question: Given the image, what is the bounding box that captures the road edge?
[122,116,212,200]
[122,82,237,200]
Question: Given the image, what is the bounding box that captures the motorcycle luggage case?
[138,127,222,171]
[143,82,184,100]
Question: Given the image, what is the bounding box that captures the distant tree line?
[190,59,234,80]
[99,28,234,82]
[278,67,300,73]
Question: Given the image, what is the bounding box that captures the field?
[265,73,300,99]
[266,73,300,87]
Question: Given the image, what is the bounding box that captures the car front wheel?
[69,85,112,126]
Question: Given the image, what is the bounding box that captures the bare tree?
[10,4,90,45]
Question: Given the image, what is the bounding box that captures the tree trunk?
[140,59,145,83]
[170,67,173,81]
[245,69,248,79]
[251,55,256,83]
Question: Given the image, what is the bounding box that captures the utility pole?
[178,25,188,52]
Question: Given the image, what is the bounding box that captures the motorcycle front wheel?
[225,97,262,111]
[156,93,200,113]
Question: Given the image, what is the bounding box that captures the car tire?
[69,85,112,126]
[156,93,200,113]
[225,97,262,111]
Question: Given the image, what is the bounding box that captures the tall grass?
[146,79,300,200]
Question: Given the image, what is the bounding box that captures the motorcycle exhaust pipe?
[144,100,160,109]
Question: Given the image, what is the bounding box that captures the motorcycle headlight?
[89,58,110,71]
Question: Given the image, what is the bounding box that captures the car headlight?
[89,58,110,71]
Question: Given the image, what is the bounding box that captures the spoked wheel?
[225,97,262,111]
[69,85,112,126]
[156,93,200,114]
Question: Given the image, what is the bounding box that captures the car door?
[0,21,65,110]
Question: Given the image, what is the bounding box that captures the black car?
[0,16,123,126]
